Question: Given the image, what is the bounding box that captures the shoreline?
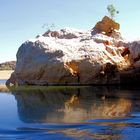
[0,84,9,92]
[0,70,13,92]
[0,70,13,80]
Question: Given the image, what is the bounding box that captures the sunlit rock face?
[7,16,140,85]
[93,16,120,36]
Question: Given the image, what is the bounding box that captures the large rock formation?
[7,17,140,85]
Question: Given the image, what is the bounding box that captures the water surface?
[0,80,6,84]
[0,83,140,139]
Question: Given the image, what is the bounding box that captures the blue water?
[0,80,6,84]
[0,84,140,139]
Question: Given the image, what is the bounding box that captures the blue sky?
[1,0,140,63]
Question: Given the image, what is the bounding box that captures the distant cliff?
[0,61,16,70]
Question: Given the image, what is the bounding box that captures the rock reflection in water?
[12,86,134,123]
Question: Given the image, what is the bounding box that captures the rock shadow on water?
[10,86,140,124]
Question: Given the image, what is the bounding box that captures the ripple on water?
[0,117,140,140]
[0,86,140,139]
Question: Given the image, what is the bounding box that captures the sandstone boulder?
[93,16,120,36]
[7,27,131,86]
[7,14,140,86]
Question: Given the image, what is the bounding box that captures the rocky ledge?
[6,16,140,86]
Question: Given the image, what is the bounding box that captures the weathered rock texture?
[93,16,120,36]
[7,17,140,85]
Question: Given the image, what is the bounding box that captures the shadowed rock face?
[12,86,140,123]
